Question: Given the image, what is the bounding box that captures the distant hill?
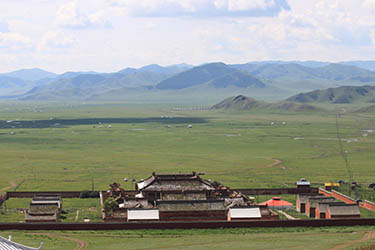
[230,63,375,81]
[355,104,375,113]
[0,76,30,95]
[0,76,27,88]
[312,64,373,80]
[0,68,57,81]
[340,61,375,71]
[8,60,375,102]
[139,64,191,75]
[244,60,330,68]
[270,101,318,111]
[118,63,192,76]
[57,71,101,80]
[245,63,316,80]
[243,60,375,71]
[22,71,169,100]
[212,95,318,112]
[156,63,265,90]
[212,95,264,110]
[286,85,375,104]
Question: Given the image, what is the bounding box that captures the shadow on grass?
[0,117,208,129]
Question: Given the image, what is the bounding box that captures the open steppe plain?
[1,102,375,249]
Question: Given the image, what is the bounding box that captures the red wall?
[330,191,356,204]
[318,189,356,205]
[318,188,331,197]
[2,218,375,230]
[360,201,375,211]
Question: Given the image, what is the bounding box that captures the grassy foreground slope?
[1,227,375,249]
[0,102,375,191]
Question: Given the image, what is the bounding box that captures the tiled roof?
[329,204,360,216]
[136,172,215,191]
[259,197,293,207]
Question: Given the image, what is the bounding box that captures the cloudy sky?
[1,0,375,73]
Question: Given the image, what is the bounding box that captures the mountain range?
[2,60,375,103]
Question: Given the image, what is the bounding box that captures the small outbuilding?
[327,203,360,219]
[296,178,311,192]
[296,194,321,213]
[324,182,340,191]
[227,207,261,221]
[305,197,336,218]
[127,208,160,221]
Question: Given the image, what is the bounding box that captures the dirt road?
[0,181,16,193]
[28,233,89,250]
[265,158,283,168]
[329,231,375,250]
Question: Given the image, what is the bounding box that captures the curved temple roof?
[0,235,43,250]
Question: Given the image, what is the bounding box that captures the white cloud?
[39,31,75,50]
[2,0,375,73]
[228,0,275,11]
[363,0,375,8]
[0,32,32,50]
[55,0,112,29]
[111,0,289,17]
[0,21,9,33]
[369,29,375,47]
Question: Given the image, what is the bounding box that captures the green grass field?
[1,227,375,249]
[1,102,375,190]
[1,101,375,249]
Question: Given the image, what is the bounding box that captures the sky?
[1,0,375,73]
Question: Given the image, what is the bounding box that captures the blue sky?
[1,0,375,73]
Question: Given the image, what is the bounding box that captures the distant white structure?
[188,125,193,128]
[9,132,15,135]
[227,207,261,220]
[108,125,112,128]
[127,209,159,221]
[282,122,287,125]
[270,122,275,125]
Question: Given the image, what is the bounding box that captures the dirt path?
[329,231,375,250]
[277,210,298,220]
[265,158,283,168]
[27,233,88,250]
[0,181,16,193]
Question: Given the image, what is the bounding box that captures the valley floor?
[1,102,375,248]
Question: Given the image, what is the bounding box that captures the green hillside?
[212,95,319,112]
[287,85,375,104]
[156,62,265,90]
[22,71,169,101]
[211,95,264,110]
[10,62,375,102]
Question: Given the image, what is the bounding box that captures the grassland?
[0,102,375,191]
[2,227,375,249]
[1,101,375,249]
